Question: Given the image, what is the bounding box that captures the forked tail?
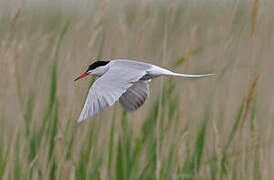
[150,65,215,78]
[171,72,215,78]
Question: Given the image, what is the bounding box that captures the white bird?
[75,59,214,122]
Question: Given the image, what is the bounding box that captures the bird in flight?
[75,59,214,122]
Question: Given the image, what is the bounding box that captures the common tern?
[75,59,214,122]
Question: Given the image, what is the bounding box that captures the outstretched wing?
[119,80,149,111]
[77,61,151,122]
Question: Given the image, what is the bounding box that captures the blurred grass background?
[0,0,273,179]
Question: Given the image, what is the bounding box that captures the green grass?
[0,0,271,179]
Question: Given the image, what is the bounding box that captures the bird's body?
[75,59,214,122]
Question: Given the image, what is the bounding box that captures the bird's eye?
[86,69,92,73]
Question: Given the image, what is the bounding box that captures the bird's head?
[75,61,110,81]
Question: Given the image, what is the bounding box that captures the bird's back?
[110,59,153,71]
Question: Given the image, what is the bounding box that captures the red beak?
[74,72,90,81]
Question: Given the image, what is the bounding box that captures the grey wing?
[119,80,149,111]
[111,59,153,70]
[77,63,150,122]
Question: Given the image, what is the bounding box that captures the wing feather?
[77,61,151,122]
[119,81,149,111]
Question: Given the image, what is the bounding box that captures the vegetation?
[0,0,271,179]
